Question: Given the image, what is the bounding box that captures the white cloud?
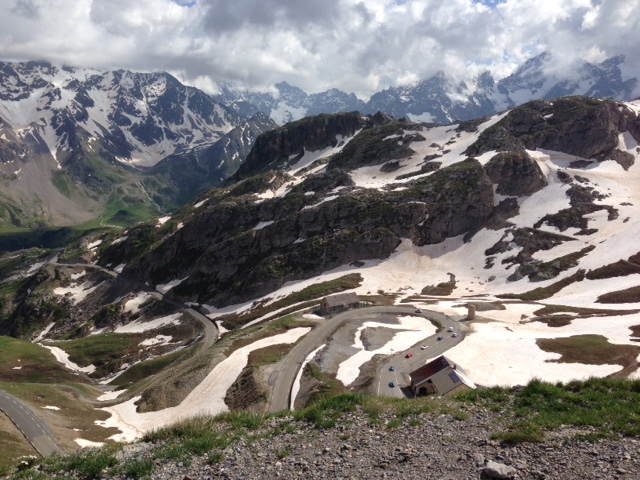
[0,0,637,98]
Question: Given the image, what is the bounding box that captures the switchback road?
[267,306,462,412]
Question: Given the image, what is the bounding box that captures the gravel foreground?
[44,405,640,480]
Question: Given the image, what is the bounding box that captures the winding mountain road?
[267,306,464,412]
[0,388,64,457]
[49,262,219,406]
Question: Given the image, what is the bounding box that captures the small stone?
[472,452,485,467]
[484,460,517,479]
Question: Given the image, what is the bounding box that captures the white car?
[452,332,459,338]
[420,345,427,350]
[447,326,454,332]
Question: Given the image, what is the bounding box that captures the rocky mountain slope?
[94,96,640,312]
[216,53,639,126]
[1,52,636,230]
[3,95,640,465]
[213,81,366,125]
[0,61,276,228]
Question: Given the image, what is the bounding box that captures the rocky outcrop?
[466,97,638,170]
[534,182,618,234]
[233,112,367,179]
[105,158,494,309]
[484,151,547,196]
[327,122,414,171]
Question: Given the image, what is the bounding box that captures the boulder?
[484,460,517,479]
[484,151,547,196]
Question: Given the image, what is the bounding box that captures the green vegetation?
[533,304,640,316]
[44,333,141,378]
[498,269,585,301]
[247,343,293,367]
[15,447,120,480]
[512,245,595,282]
[218,273,363,330]
[586,251,640,280]
[537,334,640,367]
[0,337,78,383]
[110,348,189,387]
[221,314,316,357]
[597,285,640,304]
[421,281,455,296]
[458,378,640,443]
[304,363,347,406]
[9,378,640,476]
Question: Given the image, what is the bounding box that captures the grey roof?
[323,292,359,308]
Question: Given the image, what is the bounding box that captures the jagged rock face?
[403,159,494,245]
[364,72,495,124]
[106,153,494,307]
[327,122,413,171]
[466,97,633,167]
[484,151,547,197]
[213,81,366,125]
[0,61,276,227]
[234,112,367,179]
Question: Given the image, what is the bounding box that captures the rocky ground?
[34,404,639,480]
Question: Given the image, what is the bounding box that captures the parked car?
[405,353,413,359]
[452,332,459,338]
[389,381,396,388]
[415,309,422,314]
[437,336,443,341]
[420,345,427,350]
[389,366,396,371]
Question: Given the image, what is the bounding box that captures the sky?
[0,0,638,99]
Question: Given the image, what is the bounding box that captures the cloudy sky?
[0,0,638,98]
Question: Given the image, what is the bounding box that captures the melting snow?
[75,439,105,448]
[97,389,126,402]
[290,344,325,410]
[123,292,151,314]
[87,240,102,250]
[42,345,96,374]
[156,277,188,294]
[53,281,104,304]
[33,322,55,342]
[98,327,310,441]
[336,316,437,386]
[139,335,173,347]
[156,216,171,227]
[115,313,182,334]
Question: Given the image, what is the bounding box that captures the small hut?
[320,292,360,313]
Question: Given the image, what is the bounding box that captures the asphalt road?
[375,311,468,398]
[49,262,219,406]
[0,388,64,457]
[267,306,462,412]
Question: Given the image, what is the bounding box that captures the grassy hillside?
[5,378,640,478]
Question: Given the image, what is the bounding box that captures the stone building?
[320,292,360,313]
[409,355,475,397]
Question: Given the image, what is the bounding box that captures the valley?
[2,95,640,476]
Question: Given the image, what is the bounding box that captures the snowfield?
[98,327,310,441]
[83,103,640,440]
[192,108,640,388]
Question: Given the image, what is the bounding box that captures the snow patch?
[115,313,182,334]
[98,327,310,441]
[156,277,188,294]
[42,345,96,374]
